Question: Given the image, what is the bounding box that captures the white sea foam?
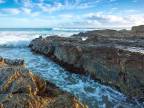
[0,30,78,47]
[0,32,41,48]
[53,28,97,32]
[0,28,143,107]
[81,37,88,41]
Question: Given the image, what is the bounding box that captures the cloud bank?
[0,0,143,28]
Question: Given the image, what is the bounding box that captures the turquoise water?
[0,29,143,108]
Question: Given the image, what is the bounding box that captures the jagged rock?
[132,25,144,32]
[73,25,144,38]
[0,57,87,108]
[72,29,131,38]
[4,59,24,66]
[131,25,144,37]
[29,25,144,101]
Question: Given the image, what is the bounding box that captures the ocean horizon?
[0,0,144,108]
[0,27,143,107]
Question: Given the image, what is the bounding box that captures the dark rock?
[3,58,24,66]
[0,57,87,108]
[131,25,144,37]
[29,25,144,101]
[72,29,131,38]
[73,25,144,38]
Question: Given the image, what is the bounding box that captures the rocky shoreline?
[29,25,144,101]
[0,57,87,108]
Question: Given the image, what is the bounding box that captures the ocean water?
[0,28,143,108]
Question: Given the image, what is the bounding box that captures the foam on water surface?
[0,32,40,47]
[0,31,76,48]
[0,29,143,108]
[0,48,143,108]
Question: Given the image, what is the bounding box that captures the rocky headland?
[29,25,144,101]
[0,57,87,108]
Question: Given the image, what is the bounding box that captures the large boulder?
[0,57,87,108]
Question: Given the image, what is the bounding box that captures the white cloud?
[84,12,144,27]
[16,0,32,7]
[86,12,126,23]
[22,8,31,14]
[0,7,40,17]
[37,2,64,13]
[21,8,39,16]
[0,8,21,15]
[0,0,143,28]
[127,15,144,25]
[18,0,102,13]
[0,11,144,28]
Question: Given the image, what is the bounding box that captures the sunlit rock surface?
[0,57,87,108]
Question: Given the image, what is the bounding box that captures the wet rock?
[102,95,112,108]
[4,58,24,66]
[29,25,144,101]
[0,57,87,108]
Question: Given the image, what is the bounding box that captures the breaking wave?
[0,29,144,108]
[0,32,41,48]
[0,29,79,48]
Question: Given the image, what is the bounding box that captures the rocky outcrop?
[73,25,144,38]
[0,57,87,108]
[131,25,144,37]
[72,29,131,38]
[29,25,144,101]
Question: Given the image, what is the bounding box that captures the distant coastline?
[0,27,131,32]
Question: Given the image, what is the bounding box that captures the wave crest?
[0,32,40,48]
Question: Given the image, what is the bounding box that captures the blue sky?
[0,0,144,28]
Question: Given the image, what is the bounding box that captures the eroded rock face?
[131,25,144,37]
[29,25,144,101]
[0,57,87,108]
